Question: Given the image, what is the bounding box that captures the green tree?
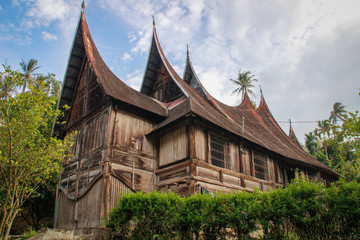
[329,102,347,125]
[19,59,40,93]
[305,132,319,156]
[342,110,360,154]
[230,70,258,100]
[31,73,60,97]
[0,64,70,240]
[315,120,331,159]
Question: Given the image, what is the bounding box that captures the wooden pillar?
[189,162,197,195]
[250,149,255,177]
[240,176,246,188]
[239,141,244,173]
[187,123,196,160]
[100,161,111,221]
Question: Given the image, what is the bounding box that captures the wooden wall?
[230,141,240,172]
[159,126,188,166]
[56,191,76,229]
[109,176,134,210]
[112,109,155,156]
[76,179,103,228]
[194,126,206,161]
[68,106,110,162]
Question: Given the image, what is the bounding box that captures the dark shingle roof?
[54,12,167,138]
[145,27,338,176]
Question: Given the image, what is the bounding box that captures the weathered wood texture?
[158,182,190,196]
[194,126,206,161]
[68,106,110,162]
[159,126,188,166]
[57,191,76,229]
[68,61,105,127]
[230,141,240,172]
[76,179,103,228]
[111,163,155,192]
[112,109,155,156]
[109,176,134,210]
[242,148,252,175]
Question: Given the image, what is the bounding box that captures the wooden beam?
[188,123,196,160]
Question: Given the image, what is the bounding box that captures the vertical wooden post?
[240,176,245,188]
[239,142,244,173]
[266,155,270,181]
[101,162,111,222]
[274,160,279,183]
[132,161,135,189]
[284,168,289,186]
[188,122,196,160]
[189,163,197,195]
[219,170,224,183]
[250,149,255,177]
[205,129,209,163]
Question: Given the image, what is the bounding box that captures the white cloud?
[41,31,57,41]
[26,0,70,26]
[125,70,143,90]
[121,52,132,61]
[11,0,20,6]
[21,0,82,43]
[128,32,137,43]
[91,0,360,142]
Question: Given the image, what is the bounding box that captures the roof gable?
[53,11,167,138]
[140,23,187,103]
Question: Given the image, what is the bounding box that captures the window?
[254,152,267,180]
[210,134,230,169]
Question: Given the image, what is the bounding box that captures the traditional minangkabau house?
[53,8,339,229]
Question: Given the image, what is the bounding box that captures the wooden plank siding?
[109,176,134,210]
[57,106,322,229]
[159,126,188,166]
[194,126,206,161]
[112,109,155,156]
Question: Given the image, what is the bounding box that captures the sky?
[1,0,359,144]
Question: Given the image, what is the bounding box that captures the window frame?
[253,151,268,180]
[209,132,230,170]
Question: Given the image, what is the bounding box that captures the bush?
[106,180,360,239]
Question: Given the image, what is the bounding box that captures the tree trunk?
[3,209,18,240]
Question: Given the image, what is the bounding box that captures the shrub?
[106,180,360,240]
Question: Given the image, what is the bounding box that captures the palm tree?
[329,102,347,124]
[305,132,319,155]
[19,58,40,93]
[230,70,258,100]
[31,73,60,96]
[315,120,331,159]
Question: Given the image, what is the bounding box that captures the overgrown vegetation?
[305,94,360,181]
[0,62,70,240]
[106,179,360,239]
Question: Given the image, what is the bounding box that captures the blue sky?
[1,0,359,144]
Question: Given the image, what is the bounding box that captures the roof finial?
[187,44,189,59]
[81,0,85,12]
[288,119,294,136]
[152,15,155,27]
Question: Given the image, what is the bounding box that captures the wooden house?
[53,9,339,229]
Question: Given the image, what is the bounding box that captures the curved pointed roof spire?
[186,44,189,59]
[238,90,254,110]
[54,9,166,138]
[152,15,155,27]
[81,0,85,12]
[288,119,303,149]
[140,16,188,99]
